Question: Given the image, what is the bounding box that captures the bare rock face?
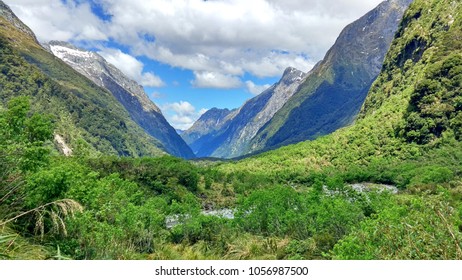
[47,41,195,159]
[54,134,73,157]
[242,67,306,147]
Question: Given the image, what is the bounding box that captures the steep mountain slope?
[0,1,166,157]
[45,41,194,159]
[219,0,461,177]
[183,67,306,158]
[247,0,413,153]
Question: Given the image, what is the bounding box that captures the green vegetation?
[1,0,462,260]
[2,96,461,260]
[400,53,462,143]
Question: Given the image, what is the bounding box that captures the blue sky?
[5,0,383,129]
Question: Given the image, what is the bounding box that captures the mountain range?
[182,67,306,158]
[223,0,461,176]
[0,0,413,160]
[183,0,413,158]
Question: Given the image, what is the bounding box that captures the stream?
[165,183,398,229]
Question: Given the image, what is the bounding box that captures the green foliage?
[169,215,229,244]
[0,97,82,252]
[400,54,462,144]
[235,185,367,243]
[332,195,462,259]
[0,96,54,216]
[25,159,85,208]
[63,173,169,259]
[87,156,200,201]
[235,186,304,237]
[0,96,53,172]
[0,227,49,260]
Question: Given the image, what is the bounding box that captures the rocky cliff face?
[46,41,195,159]
[182,67,306,158]
[248,0,414,153]
[241,67,306,150]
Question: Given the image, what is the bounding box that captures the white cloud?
[242,52,315,78]
[95,0,383,77]
[6,0,384,85]
[161,101,208,130]
[139,72,165,88]
[191,71,242,89]
[245,81,272,95]
[98,48,165,87]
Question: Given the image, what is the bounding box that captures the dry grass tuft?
[0,199,83,238]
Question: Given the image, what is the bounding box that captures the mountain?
[45,41,195,159]
[220,0,461,175]
[182,67,306,158]
[181,107,237,155]
[0,1,167,157]
[3,0,462,261]
[247,0,413,153]
[183,0,412,159]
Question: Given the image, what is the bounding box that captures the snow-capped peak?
[50,45,93,60]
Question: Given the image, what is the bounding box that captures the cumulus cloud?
[139,72,165,88]
[245,81,272,95]
[6,0,384,88]
[98,48,165,87]
[161,101,208,130]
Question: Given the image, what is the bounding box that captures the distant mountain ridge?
[45,41,195,159]
[181,107,237,155]
[182,67,306,158]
